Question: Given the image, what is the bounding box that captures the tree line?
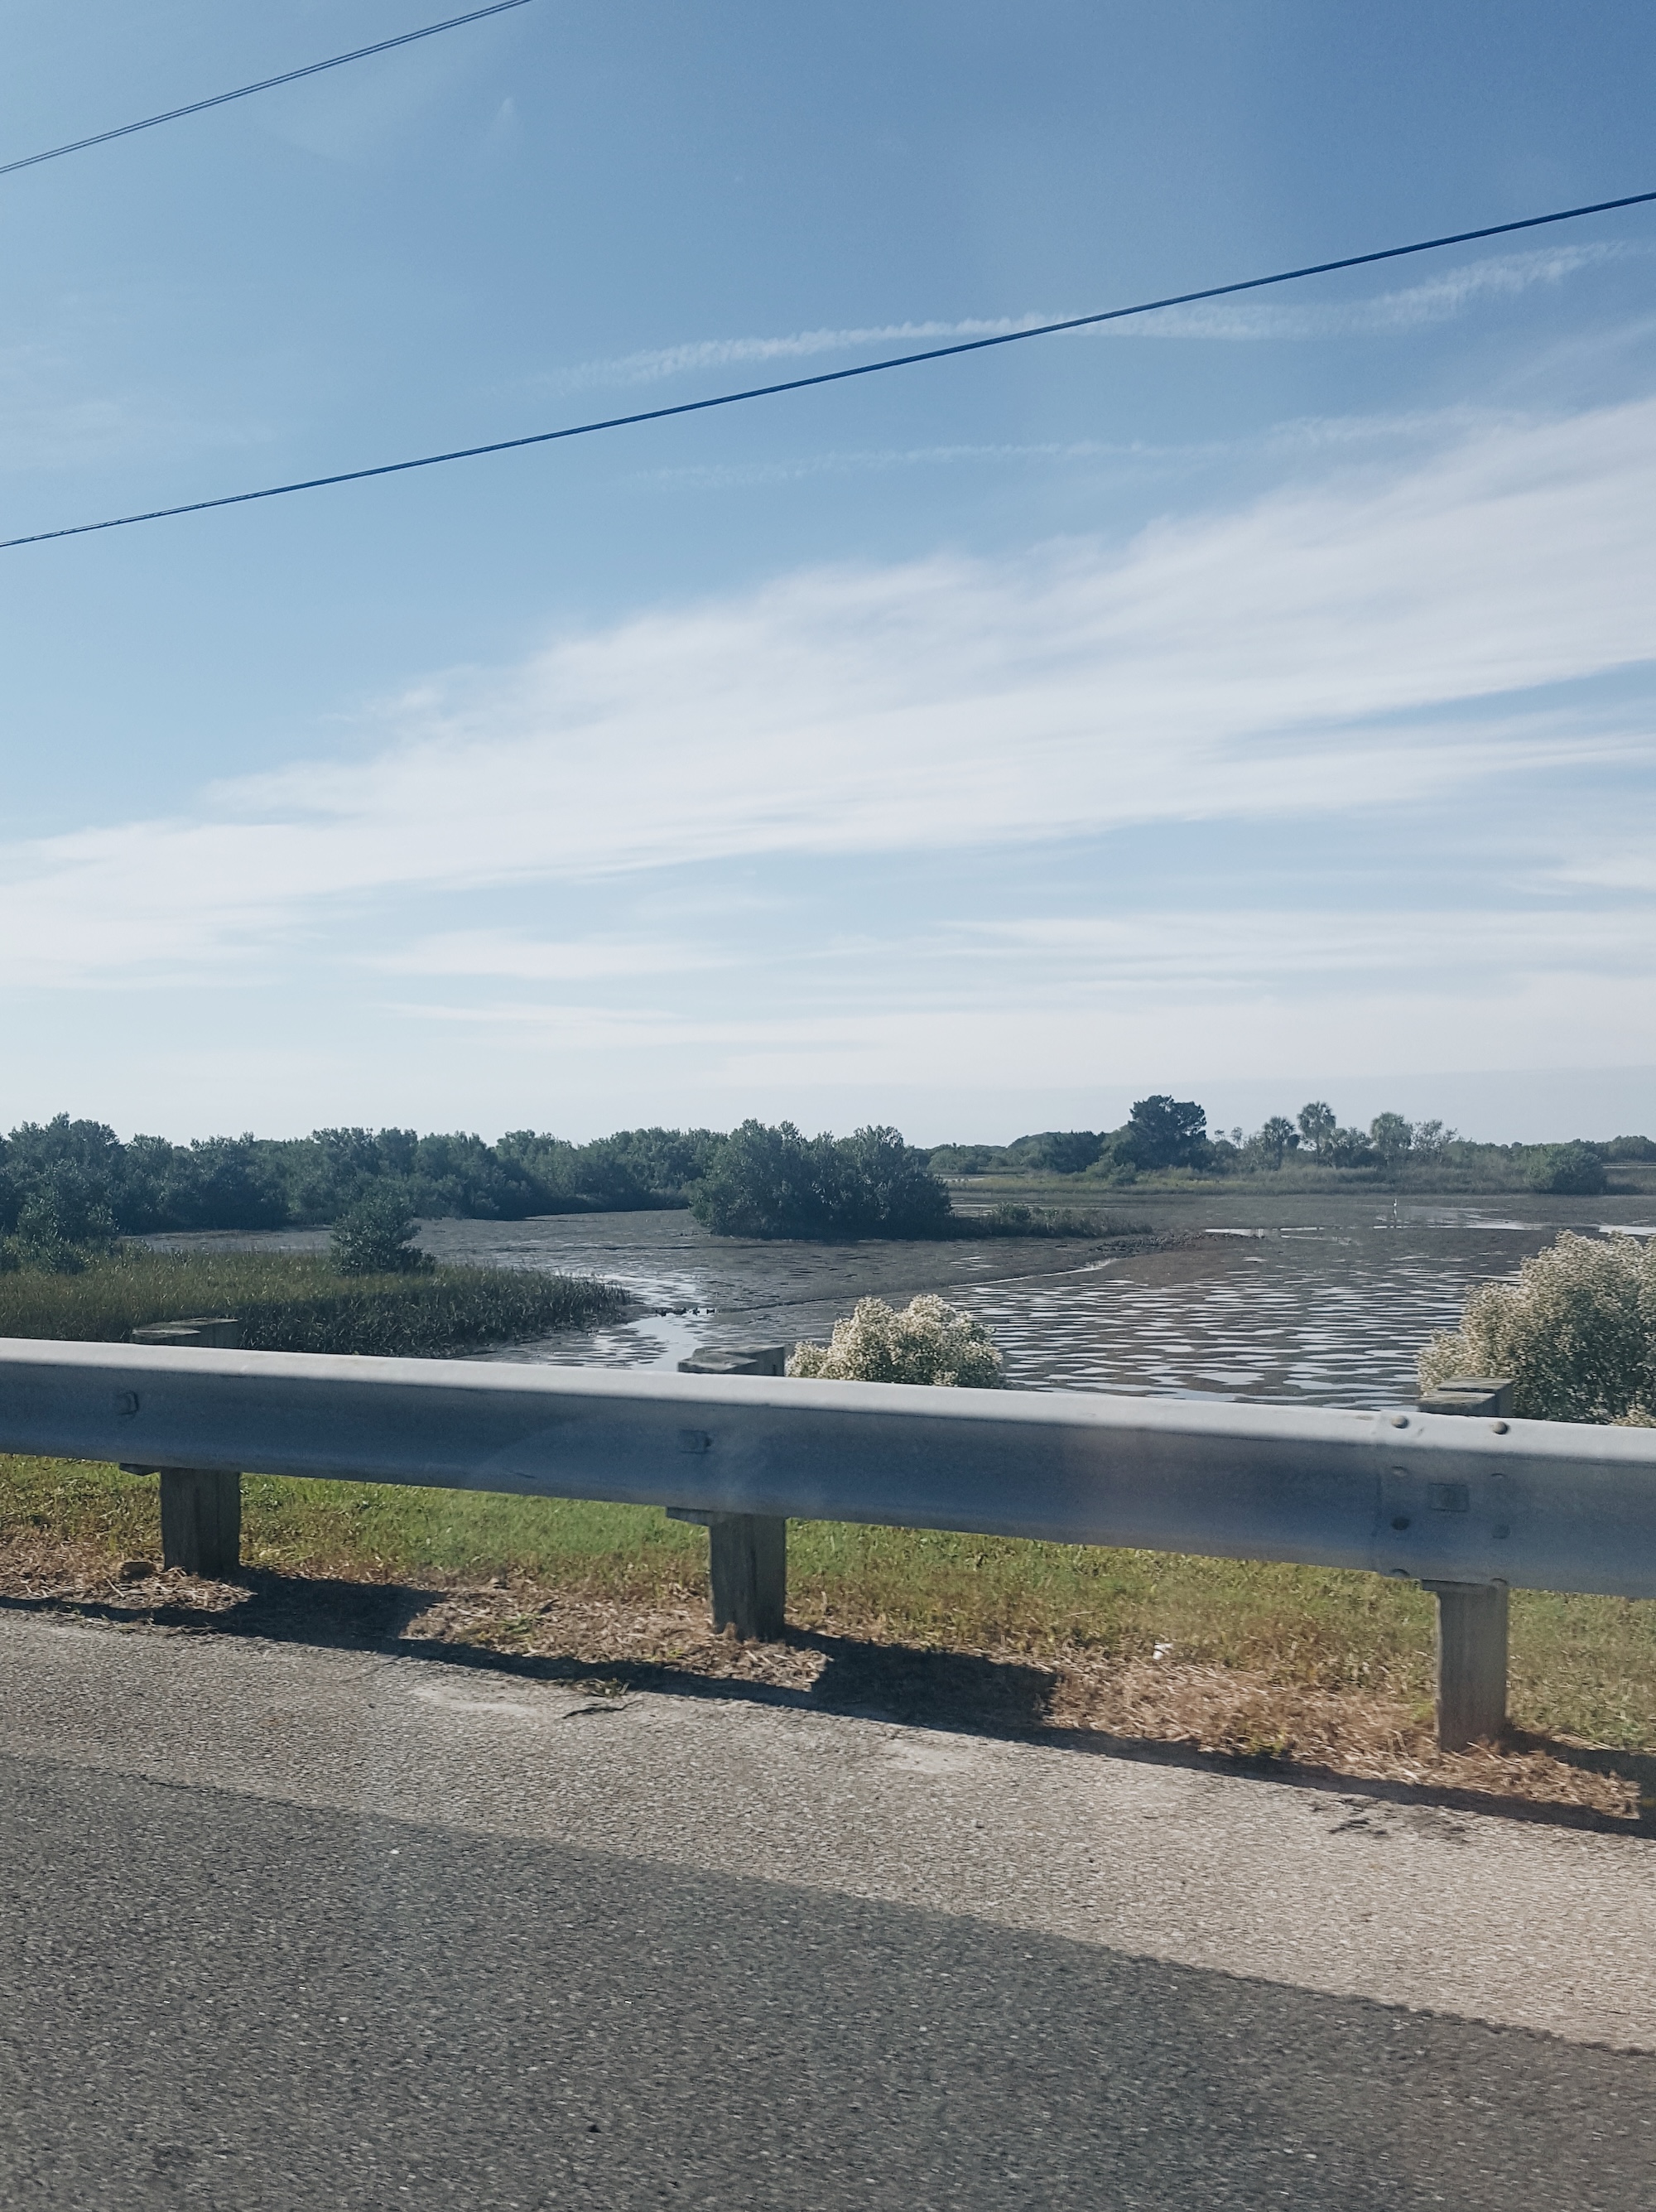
[3,1098,1650,1265]
[931,1096,1653,1195]
[0,1114,951,1255]
[0,1118,725,1252]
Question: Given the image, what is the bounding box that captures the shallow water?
[150,1188,1654,1410]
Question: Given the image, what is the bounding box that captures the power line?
[0,0,537,180]
[6,186,1653,552]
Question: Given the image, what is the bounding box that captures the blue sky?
[3,0,1655,1144]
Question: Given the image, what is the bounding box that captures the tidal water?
[162,1188,1656,1411]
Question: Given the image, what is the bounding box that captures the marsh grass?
[0,1249,628,1356]
[7,1451,1654,1765]
[967,1204,1146,1238]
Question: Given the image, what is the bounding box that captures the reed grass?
[965,1204,1148,1238]
[0,1249,628,1356]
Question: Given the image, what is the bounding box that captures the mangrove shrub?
[691,1121,952,1240]
[1418,1230,1655,1423]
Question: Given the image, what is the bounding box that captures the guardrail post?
[1421,1580,1509,1752]
[706,1511,787,1640]
[672,1347,789,1638]
[1418,1376,1514,1750]
[130,1319,244,1577]
[157,1467,243,1578]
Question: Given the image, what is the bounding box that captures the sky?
[3,0,1655,1146]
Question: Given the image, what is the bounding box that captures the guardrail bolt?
[130,1319,245,1577]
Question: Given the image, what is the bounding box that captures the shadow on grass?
[0,1568,441,1652]
[4,1569,1653,1839]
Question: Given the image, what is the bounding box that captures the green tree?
[329,1188,434,1276]
[6,1167,118,1274]
[1325,1125,1376,1169]
[1527,1141,1609,1197]
[690,1121,951,1240]
[1124,1096,1209,1171]
[1411,1119,1455,1164]
[1369,1112,1414,1173]
[1254,1116,1300,1169]
[1297,1101,1336,1156]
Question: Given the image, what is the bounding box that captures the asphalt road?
[2,1611,1654,2209]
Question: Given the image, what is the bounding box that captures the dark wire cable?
[5,186,1653,551]
[0,0,537,179]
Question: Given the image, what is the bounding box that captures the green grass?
[0,1249,628,1356]
[7,1450,1654,1754]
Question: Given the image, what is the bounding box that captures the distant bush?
[497,1125,724,1212]
[1608,1135,1656,1162]
[788,1294,1004,1387]
[1004,1130,1106,1175]
[691,1121,952,1240]
[1418,1231,1655,1422]
[2,1166,119,1275]
[975,1203,1143,1239]
[1526,1140,1610,1197]
[927,1142,1010,1176]
[329,1189,435,1277]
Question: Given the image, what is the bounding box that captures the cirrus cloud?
[3,393,1655,997]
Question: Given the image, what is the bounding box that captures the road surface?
[2,1606,1653,2207]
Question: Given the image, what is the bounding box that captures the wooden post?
[1422,1580,1509,1751]
[1418,1377,1515,1419]
[671,1347,789,1637]
[1418,1375,1514,1750]
[157,1467,243,1578]
[130,1319,244,1577]
[676,1347,789,1380]
[705,1511,787,1640]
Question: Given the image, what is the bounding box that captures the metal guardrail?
[4,1333,1655,1750]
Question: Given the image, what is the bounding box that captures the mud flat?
[146,1187,1654,1408]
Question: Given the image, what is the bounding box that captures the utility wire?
[5,186,1653,552]
[0,0,537,179]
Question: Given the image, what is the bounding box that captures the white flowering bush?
[1418,1231,1656,1424]
[787,1294,1004,1388]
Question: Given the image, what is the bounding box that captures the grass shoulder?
[3,1456,1652,1822]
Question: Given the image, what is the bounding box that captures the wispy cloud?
[363,930,724,980]
[551,244,1634,393]
[633,438,1174,491]
[1100,242,1636,341]
[5,393,1656,995]
[632,407,1510,491]
[954,908,1656,990]
[1548,845,1656,894]
[555,315,1056,391]
[384,960,1656,1094]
